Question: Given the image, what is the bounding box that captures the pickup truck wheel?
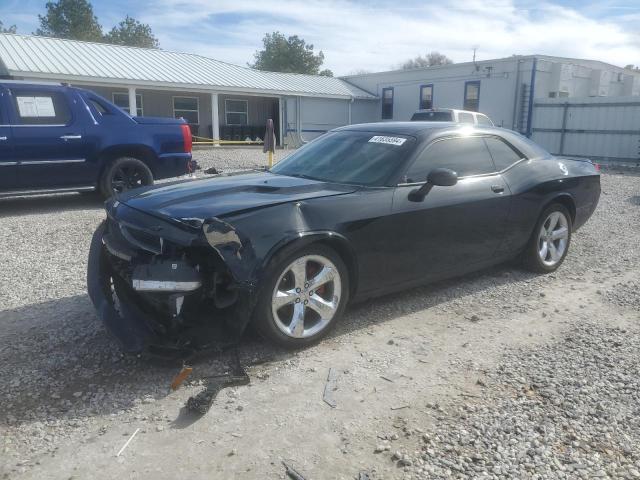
[100,157,153,198]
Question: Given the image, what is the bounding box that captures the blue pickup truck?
[0,81,193,198]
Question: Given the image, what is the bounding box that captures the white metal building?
[343,55,640,136]
[0,33,377,145]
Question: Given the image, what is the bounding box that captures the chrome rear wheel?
[537,211,569,267]
[523,203,572,273]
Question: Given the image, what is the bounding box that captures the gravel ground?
[192,146,291,173]
[386,323,640,479]
[0,153,638,479]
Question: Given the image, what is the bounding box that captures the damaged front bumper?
[87,201,255,355]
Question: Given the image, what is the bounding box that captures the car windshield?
[411,111,452,121]
[271,131,416,186]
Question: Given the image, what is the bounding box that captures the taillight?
[181,124,192,153]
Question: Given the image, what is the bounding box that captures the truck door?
[7,86,95,189]
[0,87,17,190]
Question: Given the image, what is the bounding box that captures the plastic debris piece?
[170,365,193,391]
[116,428,140,457]
[282,461,306,480]
[185,349,249,415]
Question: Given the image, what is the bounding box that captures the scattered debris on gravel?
[0,152,638,479]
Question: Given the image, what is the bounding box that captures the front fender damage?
[87,215,258,357]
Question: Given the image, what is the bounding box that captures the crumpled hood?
[118,171,358,223]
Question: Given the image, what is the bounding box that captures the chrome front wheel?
[271,254,342,339]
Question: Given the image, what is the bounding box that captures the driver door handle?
[491,185,505,194]
[0,136,7,141]
[60,134,82,140]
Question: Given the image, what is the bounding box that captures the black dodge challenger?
[87,122,600,353]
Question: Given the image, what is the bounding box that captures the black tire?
[252,244,350,349]
[99,157,153,198]
[522,203,572,273]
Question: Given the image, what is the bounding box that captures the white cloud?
[2,0,639,74]
[141,0,640,74]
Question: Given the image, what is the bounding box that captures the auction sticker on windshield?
[368,136,407,146]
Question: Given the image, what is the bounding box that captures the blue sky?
[0,0,638,75]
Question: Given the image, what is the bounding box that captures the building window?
[112,92,143,116]
[463,81,480,112]
[173,96,199,125]
[419,84,433,110]
[225,99,248,125]
[381,87,394,119]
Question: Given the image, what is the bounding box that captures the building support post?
[128,86,137,116]
[211,93,220,147]
[278,96,284,147]
[559,102,569,155]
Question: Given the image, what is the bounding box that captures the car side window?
[483,137,523,171]
[458,112,474,124]
[403,137,495,183]
[10,90,72,125]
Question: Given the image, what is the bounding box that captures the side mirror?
[408,168,458,202]
[427,168,458,187]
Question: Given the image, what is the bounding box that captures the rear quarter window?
[484,137,524,170]
[11,90,72,125]
[89,98,109,115]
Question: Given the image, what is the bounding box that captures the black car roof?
[335,121,459,137]
[333,122,551,159]
[334,121,511,139]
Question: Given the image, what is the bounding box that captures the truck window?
[476,114,493,126]
[457,112,474,124]
[411,111,452,121]
[11,90,71,125]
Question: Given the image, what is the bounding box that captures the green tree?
[401,51,453,70]
[104,15,159,49]
[35,0,103,41]
[0,21,17,33]
[250,32,330,75]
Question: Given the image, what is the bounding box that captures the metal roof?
[0,33,376,99]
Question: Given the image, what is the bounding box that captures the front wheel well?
[314,238,358,298]
[263,234,359,298]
